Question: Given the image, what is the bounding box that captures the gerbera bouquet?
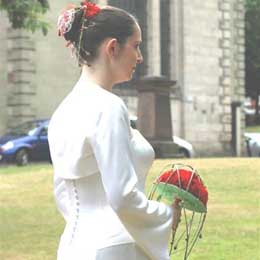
[148,163,208,259]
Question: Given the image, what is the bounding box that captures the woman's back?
[49,79,158,259]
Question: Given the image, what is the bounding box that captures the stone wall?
[180,0,224,155]
[218,0,245,155]
[0,13,8,134]
[0,1,80,135]
[6,29,37,128]
[170,0,245,156]
[0,0,246,156]
[32,0,80,120]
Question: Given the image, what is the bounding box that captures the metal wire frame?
[148,163,207,260]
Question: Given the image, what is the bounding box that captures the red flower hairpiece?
[58,2,100,37]
[57,4,77,37]
[81,1,101,18]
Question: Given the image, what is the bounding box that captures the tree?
[245,0,260,115]
[0,0,50,35]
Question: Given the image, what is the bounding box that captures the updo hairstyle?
[64,6,138,65]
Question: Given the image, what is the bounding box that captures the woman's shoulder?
[92,86,128,116]
[105,92,127,113]
[76,80,127,110]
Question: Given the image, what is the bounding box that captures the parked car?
[0,119,50,166]
[244,132,260,157]
[0,116,194,166]
[171,135,195,158]
[130,117,195,158]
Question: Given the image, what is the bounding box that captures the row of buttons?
[69,180,80,244]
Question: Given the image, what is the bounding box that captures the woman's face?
[113,23,143,84]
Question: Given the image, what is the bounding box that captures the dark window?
[160,0,170,77]
[108,0,147,90]
[134,0,148,78]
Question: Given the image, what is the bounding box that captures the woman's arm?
[53,174,70,222]
[90,98,174,260]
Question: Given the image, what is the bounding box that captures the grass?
[245,124,260,133]
[0,159,260,260]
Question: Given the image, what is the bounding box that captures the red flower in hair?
[157,169,208,206]
[81,1,101,18]
[57,4,77,37]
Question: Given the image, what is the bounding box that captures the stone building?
[0,0,246,156]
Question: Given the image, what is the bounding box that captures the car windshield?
[7,121,42,136]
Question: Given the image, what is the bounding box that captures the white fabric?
[58,242,150,260]
[48,76,173,260]
[96,243,150,260]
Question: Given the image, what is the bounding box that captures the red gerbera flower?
[81,1,101,18]
[157,168,208,207]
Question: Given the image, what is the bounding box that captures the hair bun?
[63,9,84,43]
[57,8,76,37]
[58,4,137,66]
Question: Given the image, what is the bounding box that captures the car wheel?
[179,148,190,158]
[15,149,29,166]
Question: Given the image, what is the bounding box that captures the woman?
[48,1,181,260]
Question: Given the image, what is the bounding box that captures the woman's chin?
[115,75,132,84]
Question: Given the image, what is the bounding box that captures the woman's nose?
[137,51,143,64]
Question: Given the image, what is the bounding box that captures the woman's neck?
[81,65,114,92]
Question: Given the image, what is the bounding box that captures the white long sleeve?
[90,99,173,260]
[53,175,70,221]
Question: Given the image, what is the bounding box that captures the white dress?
[48,76,173,260]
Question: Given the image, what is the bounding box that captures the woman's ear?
[105,38,120,58]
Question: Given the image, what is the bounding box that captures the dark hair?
[64,6,138,65]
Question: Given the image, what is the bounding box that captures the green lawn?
[245,124,260,133]
[0,159,260,260]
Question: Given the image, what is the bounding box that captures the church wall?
[179,0,245,156]
[32,0,80,120]
[0,13,8,135]
[181,0,224,155]
[0,0,245,156]
[33,0,109,120]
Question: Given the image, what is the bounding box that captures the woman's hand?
[172,199,182,232]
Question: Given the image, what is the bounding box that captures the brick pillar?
[7,29,36,128]
[233,0,245,102]
[233,0,246,155]
[218,0,245,155]
[146,0,161,76]
[219,0,233,153]
[0,13,8,135]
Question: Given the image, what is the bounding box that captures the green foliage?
[245,0,260,9]
[0,0,50,35]
[245,0,260,100]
